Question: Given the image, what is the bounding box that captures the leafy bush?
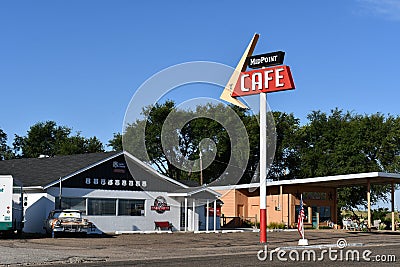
[267,222,286,229]
[372,208,389,221]
[241,219,254,228]
[379,222,387,230]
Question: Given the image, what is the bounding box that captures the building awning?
[168,186,221,200]
[268,172,400,188]
[211,172,400,191]
[211,172,400,232]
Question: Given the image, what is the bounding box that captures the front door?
[312,206,318,228]
[237,205,244,218]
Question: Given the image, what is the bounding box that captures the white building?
[0,151,221,234]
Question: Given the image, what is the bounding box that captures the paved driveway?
[1,230,399,266]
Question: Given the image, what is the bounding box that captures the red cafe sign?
[231,65,295,97]
[208,207,221,217]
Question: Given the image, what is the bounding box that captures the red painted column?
[260,209,267,243]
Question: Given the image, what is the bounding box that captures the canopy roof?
[211,172,400,191]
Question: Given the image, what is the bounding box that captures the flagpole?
[298,194,308,246]
[301,194,304,239]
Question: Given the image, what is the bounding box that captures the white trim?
[267,172,400,187]
[167,187,221,198]
[22,186,46,194]
[210,183,260,191]
[197,187,222,197]
[168,193,188,197]
[22,186,45,190]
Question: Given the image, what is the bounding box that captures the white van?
[0,175,24,235]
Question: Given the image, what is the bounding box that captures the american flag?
[297,194,305,239]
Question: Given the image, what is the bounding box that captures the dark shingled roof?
[0,151,120,187]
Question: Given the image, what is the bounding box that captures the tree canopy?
[3,101,399,211]
[109,102,400,210]
[12,121,104,158]
[121,101,252,184]
[0,129,13,160]
[297,109,400,209]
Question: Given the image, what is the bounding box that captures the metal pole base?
[298,238,309,246]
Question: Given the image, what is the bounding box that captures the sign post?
[259,92,267,243]
[220,33,295,244]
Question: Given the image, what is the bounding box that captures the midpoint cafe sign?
[231,65,294,97]
[219,34,295,107]
[246,51,285,69]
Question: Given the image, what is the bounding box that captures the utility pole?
[200,150,203,186]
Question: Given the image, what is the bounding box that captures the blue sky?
[1,0,400,146]
[1,1,400,207]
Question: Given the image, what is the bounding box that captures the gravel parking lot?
[1,230,400,266]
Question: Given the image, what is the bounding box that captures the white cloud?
[357,0,400,21]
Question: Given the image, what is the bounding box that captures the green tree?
[108,133,123,151]
[123,101,255,184]
[123,101,179,178]
[0,128,13,160]
[297,109,400,210]
[58,134,104,155]
[85,136,104,153]
[14,121,104,158]
[185,103,250,184]
[268,112,301,181]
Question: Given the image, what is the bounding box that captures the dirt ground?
[1,230,400,266]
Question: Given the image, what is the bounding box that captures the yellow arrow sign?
[220,33,259,109]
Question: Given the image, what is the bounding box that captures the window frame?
[87,198,117,216]
[117,199,145,216]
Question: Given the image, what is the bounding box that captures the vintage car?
[44,209,94,236]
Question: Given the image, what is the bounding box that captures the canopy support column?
[392,182,395,232]
[280,185,283,225]
[333,188,338,224]
[287,193,291,227]
[192,199,196,231]
[206,199,210,232]
[184,197,188,232]
[213,200,217,232]
[367,179,371,229]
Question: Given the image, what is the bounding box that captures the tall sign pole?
[220,33,295,244]
[259,92,267,243]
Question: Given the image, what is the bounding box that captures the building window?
[303,192,327,200]
[118,199,145,216]
[319,206,331,222]
[55,197,86,213]
[295,205,309,220]
[88,198,116,216]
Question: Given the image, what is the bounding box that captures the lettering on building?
[84,177,147,188]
